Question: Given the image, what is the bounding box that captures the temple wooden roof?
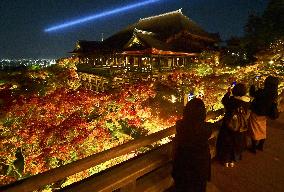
[71,9,219,55]
[123,29,171,51]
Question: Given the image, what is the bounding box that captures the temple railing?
[1,109,222,192]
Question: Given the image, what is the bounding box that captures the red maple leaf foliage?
[1,82,161,184]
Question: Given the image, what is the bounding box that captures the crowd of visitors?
[171,75,280,192]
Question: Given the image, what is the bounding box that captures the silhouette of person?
[172,98,211,192]
[217,83,250,167]
[249,75,279,153]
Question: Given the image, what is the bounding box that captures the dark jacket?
[250,86,278,118]
[221,92,251,124]
[172,120,212,182]
[217,92,250,162]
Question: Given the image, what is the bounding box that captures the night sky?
[0,0,268,59]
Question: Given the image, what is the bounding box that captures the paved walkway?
[207,113,284,192]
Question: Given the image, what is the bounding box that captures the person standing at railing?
[172,98,211,192]
[248,75,279,153]
[216,83,250,167]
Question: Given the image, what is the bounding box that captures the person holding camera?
[217,83,250,167]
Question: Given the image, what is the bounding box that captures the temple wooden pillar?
[158,56,161,72]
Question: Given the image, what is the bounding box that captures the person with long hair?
[249,76,279,153]
[172,98,211,192]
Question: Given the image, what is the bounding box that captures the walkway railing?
[0,109,235,192]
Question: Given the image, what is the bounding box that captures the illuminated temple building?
[70,9,220,72]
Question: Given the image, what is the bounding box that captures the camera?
[188,93,195,101]
[231,81,237,88]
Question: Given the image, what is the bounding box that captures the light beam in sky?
[45,0,162,32]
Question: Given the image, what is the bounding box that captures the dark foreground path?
[207,113,284,192]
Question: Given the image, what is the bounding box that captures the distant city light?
[44,0,162,32]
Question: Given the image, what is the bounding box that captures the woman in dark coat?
[172,98,212,192]
[217,83,250,167]
[249,76,279,153]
